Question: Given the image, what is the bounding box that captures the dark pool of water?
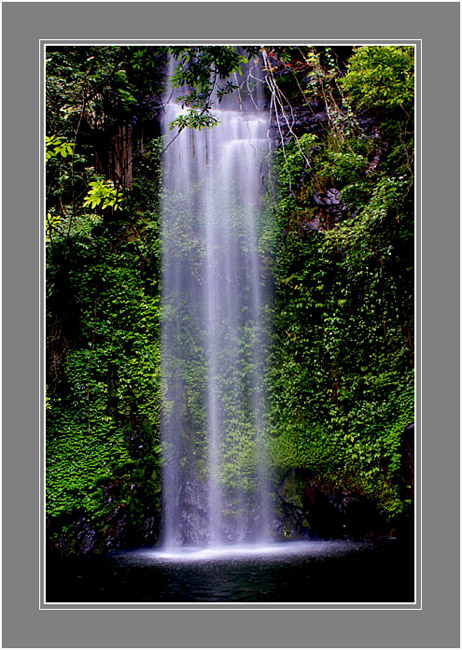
[46,539,414,604]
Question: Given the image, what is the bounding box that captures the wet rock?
[275,469,387,541]
[301,483,344,539]
[178,479,209,545]
[103,503,129,551]
[75,515,97,554]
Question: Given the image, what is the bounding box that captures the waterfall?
[160,57,272,548]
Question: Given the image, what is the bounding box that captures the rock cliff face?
[48,419,414,555]
[269,95,383,233]
[275,423,414,542]
[275,469,383,541]
[47,480,159,556]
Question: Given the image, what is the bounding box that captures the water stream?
[160,61,272,548]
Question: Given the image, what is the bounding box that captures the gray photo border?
[38,37,421,613]
[3,2,459,648]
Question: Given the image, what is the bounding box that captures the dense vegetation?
[46,45,414,553]
[264,46,414,537]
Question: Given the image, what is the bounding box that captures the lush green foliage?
[46,45,414,550]
[46,46,166,550]
[341,46,414,111]
[265,46,414,526]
